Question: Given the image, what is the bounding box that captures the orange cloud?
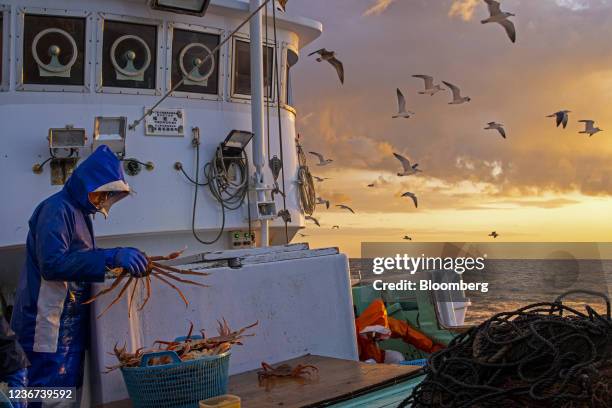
[448,0,480,21]
[363,0,395,17]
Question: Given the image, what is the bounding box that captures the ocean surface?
[349,258,612,325]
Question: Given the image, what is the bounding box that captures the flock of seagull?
[297,0,603,241]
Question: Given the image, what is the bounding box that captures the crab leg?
[148,247,186,261]
[151,262,210,276]
[138,275,151,311]
[83,272,127,305]
[152,267,210,288]
[97,277,133,318]
[128,279,139,318]
[152,273,189,307]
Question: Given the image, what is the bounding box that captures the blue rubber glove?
[113,248,149,277]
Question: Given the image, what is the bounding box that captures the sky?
[284,0,612,257]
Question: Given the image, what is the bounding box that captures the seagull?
[413,75,444,96]
[336,204,355,214]
[482,0,516,43]
[316,197,330,209]
[367,183,375,188]
[276,0,288,12]
[305,216,320,227]
[579,120,603,137]
[309,151,333,166]
[392,88,415,119]
[489,231,499,239]
[332,225,340,229]
[403,235,413,241]
[547,110,571,129]
[484,122,506,139]
[313,176,330,182]
[393,152,422,176]
[401,192,418,208]
[298,232,308,237]
[443,81,471,104]
[308,49,344,84]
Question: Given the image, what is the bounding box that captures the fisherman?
[1,303,28,408]
[11,146,149,406]
[355,299,444,364]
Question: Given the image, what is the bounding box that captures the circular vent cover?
[32,28,78,74]
[179,42,215,84]
[110,34,151,79]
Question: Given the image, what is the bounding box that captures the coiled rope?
[295,137,316,216]
[400,290,612,408]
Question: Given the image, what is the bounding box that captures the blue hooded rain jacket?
[11,145,130,358]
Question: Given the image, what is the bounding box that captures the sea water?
[350,258,612,325]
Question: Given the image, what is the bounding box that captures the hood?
[64,145,130,215]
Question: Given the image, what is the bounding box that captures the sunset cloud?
[287,0,612,253]
[363,0,395,17]
[554,0,590,10]
[448,0,480,21]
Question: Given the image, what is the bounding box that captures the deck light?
[149,0,211,16]
[93,117,127,158]
[32,125,88,184]
[222,130,254,157]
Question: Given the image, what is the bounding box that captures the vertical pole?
[250,0,269,247]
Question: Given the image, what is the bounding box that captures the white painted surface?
[89,249,357,405]
[0,0,322,249]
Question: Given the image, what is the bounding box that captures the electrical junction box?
[144,107,185,137]
[249,200,277,221]
[230,231,254,248]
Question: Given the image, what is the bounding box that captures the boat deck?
[99,355,423,407]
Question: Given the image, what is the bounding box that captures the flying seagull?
[489,231,499,239]
[308,48,344,84]
[413,75,444,96]
[336,204,355,214]
[313,176,330,182]
[403,235,413,241]
[401,192,418,208]
[392,88,415,119]
[305,216,321,227]
[579,120,603,137]
[276,0,288,12]
[547,110,571,129]
[309,151,333,166]
[442,81,471,104]
[332,225,340,229]
[316,197,330,209]
[484,122,506,139]
[298,232,308,237]
[393,152,422,176]
[482,0,516,43]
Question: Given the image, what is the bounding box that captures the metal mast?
[250,0,269,247]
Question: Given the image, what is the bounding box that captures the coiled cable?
[178,139,250,245]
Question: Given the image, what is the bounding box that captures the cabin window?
[22,14,86,86]
[101,20,157,90]
[232,38,273,98]
[171,28,220,95]
[285,48,298,107]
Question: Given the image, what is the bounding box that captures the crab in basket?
[105,320,258,372]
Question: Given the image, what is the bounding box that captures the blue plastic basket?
[120,350,230,408]
[400,359,428,367]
